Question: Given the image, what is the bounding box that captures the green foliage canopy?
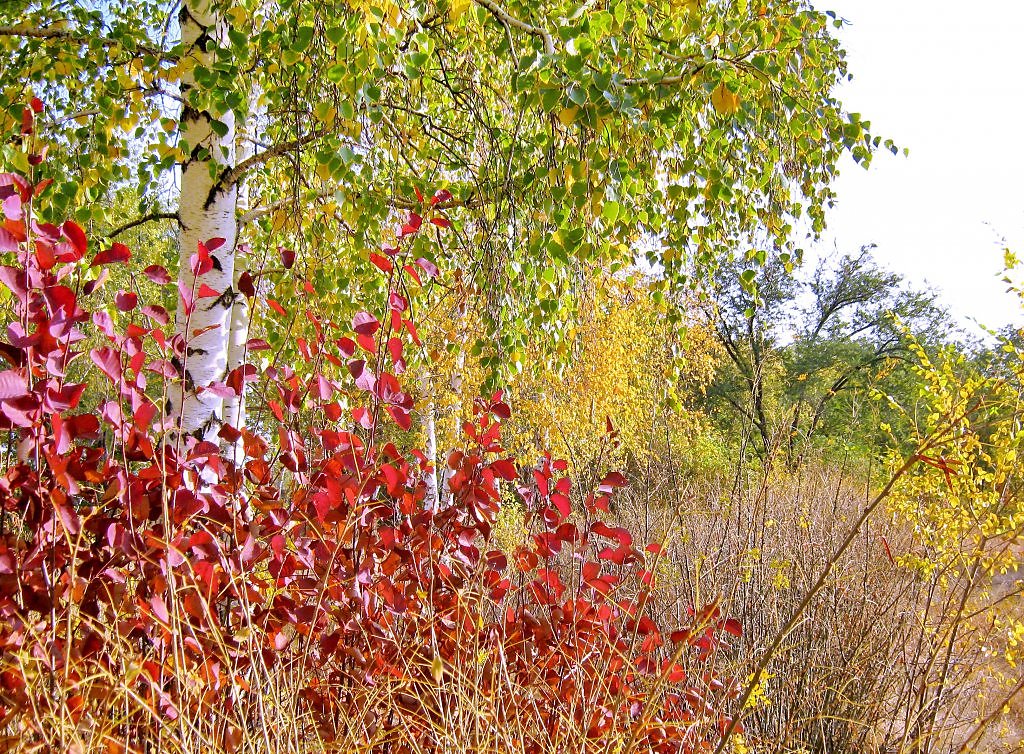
[0,0,890,372]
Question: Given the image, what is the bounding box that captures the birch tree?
[0,0,892,440]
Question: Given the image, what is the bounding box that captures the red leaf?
[490,458,517,481]
[267,299,287,317]
[192,242,213,275]
[91,242,131,266]
[279,246,295,269]
[238,271,255,298]
[380,463,404,496]
[386,405,412,430]
[598,471,628,494]
[197,283,220,299]
[402,264,422,285]
[720,618,742,637]
[430,216,452,229]
[387,337,403,366]
[431,189,453,206]
[388,292,407,312]
[400,212,423,237]
[486,550,508,571]
[143,265,172,285]
[61,221,87,258]
[369,253,393,273]
[352,311,380,336]
[356,333,377,354]
[337,337,356,357]
[404,318,421,346]
[115,291,138,311]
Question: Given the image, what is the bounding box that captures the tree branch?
[0,23,169,58]
[108,211,179,238]
[621,60,713,87]
[473,0,554,55]
[240,189,487,226]
[210,130,326,205]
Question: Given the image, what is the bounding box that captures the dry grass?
[614,455,1024,754]
[3,456,1021,754]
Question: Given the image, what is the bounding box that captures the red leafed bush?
[0,109,740,753]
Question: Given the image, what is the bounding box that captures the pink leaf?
[415,257,439,279]
[0,370,27,399]
[90,347,121,383]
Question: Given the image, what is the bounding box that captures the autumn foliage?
[0,110,739,753]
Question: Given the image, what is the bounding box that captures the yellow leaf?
[711,82,740,115]
[227,5,248,25]
[449,0,471,21]
[431,654,444,683]
[271,210,287,232]
[313,102,336,126]
[558,106,579,126]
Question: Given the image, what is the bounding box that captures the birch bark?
[222,88,262,452]
[171,1,238,441]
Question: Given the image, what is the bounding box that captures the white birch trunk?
[222,87,261,455]
[171,1,238,442]
[420,372,439,510]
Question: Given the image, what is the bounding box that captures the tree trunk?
[420,372,439,509]
[171,1,238,441]
[222,88,262,456]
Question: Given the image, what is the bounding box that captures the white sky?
[813,0,1024,332]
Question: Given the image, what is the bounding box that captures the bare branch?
[108,211,179,239]
[209,130,325,205]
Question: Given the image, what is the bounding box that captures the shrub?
[0,133,739,753]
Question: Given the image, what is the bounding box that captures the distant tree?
[702,246,952,465]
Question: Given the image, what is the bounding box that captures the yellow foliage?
[711,82,741,115]
[418,275,722,478]
[886,331,1024,669]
